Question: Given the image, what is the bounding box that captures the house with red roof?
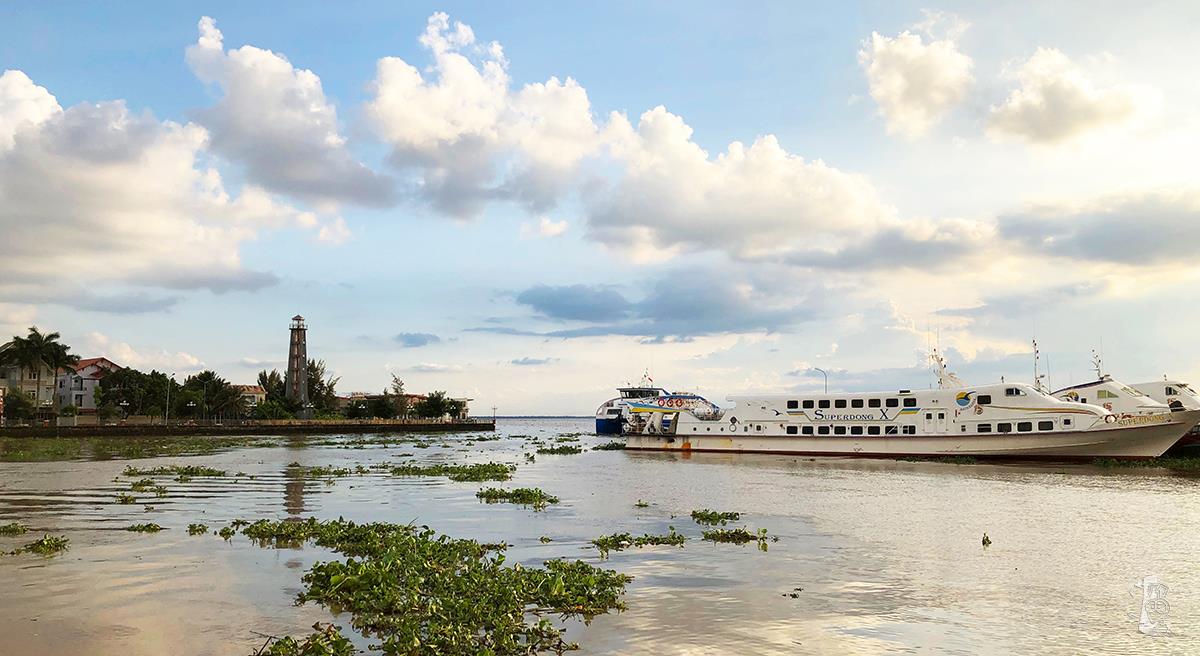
[56,357,123,413]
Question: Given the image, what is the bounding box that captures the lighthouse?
[284,315,309,413]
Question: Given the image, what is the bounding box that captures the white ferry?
[1132,379,1200,412]
[595,377,671,434]
[1052,376,1171,416]
[625,379,1200,459]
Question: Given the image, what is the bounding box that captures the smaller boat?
[1051,375,1171,417]
[595,375,671,435]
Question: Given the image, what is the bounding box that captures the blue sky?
[4,2,1200,413]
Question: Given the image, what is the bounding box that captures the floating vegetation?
[897,455,979,465]
[539,536,553,543]
[634,500,650,508]
[1093,456,1200,471]
[115,493,136,504]
[240,518,630,654]
[701,527,774,551]
[0,522,29,536]
[153,486,169,497]
[125,523,166,533]
[690,509,741,526]
[218,526,236,540]
[591,529,686,557]
[252,623,354,656]
[123,464,228,477]
[10,535,70,556]
[554,436,581,443]
[129,478,157,492]
[593,441,626,451]
[524,453,536,463]
[188,523,209,536]
[536,445,583,455]
[982,533,992,547]
[558,432,584,438]
[286,463,368,478]
[475,487,560,510]
[389,462,515,482]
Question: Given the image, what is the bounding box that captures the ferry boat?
[624,360,1200,459]
[1132,379,1200,412]
[594,379,671,435]
[1052,376,1171,416]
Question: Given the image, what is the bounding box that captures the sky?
[3,1,1200,414]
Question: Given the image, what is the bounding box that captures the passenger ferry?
[625,379,1200,459]
[1052,376,1171,416]
[594,378,671,434]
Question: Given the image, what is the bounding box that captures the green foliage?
[59,405,78,417]
[2,387,35,421]
[536,445,583,455]
[690,509,741,526]
[0,327,78,404]
[591,529,687,556]
[256,624,354,656]
[634,499,650,508]
[182,370,244,421]
[476,487,560,510]
[95,368,177,418]
[368,393,397,419]
[306,359,341,414]
[240,518,630,655]
[122,464,227,477]
[390,375,410,418]
[10,534,69,556]
[218,526,236,540]
[254,399,294,420]
[258,369,287,405]
[701,527,773,551]
[389,462,515,482]
[115,493,136,504]
[129,478,156,492]
[413,390,453,418]
[125,523,166,533]
[0,522,29,536]
[593,441,626,451]
[188,523,209,536]
[1093,456,1200,471]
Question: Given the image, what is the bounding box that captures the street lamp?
[165,373,175,426]
[811,367,828,394]
[119,400,130,420]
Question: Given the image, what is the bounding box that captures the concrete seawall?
[0,421,495,438]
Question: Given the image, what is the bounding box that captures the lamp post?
[119,400,130,421]
[165,373,175,426]
[186,400,196,423]
[812,367,828,394]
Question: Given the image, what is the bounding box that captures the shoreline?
[0,420,494,438]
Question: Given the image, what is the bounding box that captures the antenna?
[1032,339,1047,393]
[928,346,966,389]
[1090,348,1104,379]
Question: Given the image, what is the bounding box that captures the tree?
[258,369,287,404]
[368,392,397,419]
[254,399,293,420]
[306,359,341,413]
[2,388,35,422]
[182,370,243,422]
[0,326,78,408]
[96,368,176,418]
[413,391,452,419]
[390,375,410,418]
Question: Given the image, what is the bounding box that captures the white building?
[56,357,122,413]
[0,342,57,410]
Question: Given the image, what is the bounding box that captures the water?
[1,418,1197,655]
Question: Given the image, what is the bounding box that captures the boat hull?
[625,415,1197,460]
[595,417,623,435]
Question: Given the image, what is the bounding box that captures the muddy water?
[1,418,1198,655]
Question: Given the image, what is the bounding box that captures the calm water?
[1,418,1197,655]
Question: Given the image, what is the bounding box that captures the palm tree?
[0,327,78,409]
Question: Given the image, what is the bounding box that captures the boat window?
[1063,418,1073,427]
[977,395,991,405]
[835,399,847,408]
[802,426,814,435]
[1006,387,1025,397]
[1166,386,1178,396]
[787,400,798,410]
[1017,422,1033,432]
[834,426,847,435]
[868,398,881,408]
[868,426,881,435]
[1097,390,1118,399]
[885,425,898,435]
[903,398,917,407]
[818,400,830,409]
[1080,398,1087,404]
[978,423,992,433]
[851,399,864,408]
[803,400,815,409]
[902,426,916,435]
[850,426,863,435]
[818,426,830,435]
[744,426,749,432]
[1038,420,1053,431]
[786,426,798,435]
[925,413,932,420]
[886,398,899,408]
[938,412,945,419]
[997,422,1012,433]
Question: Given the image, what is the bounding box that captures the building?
[0,341,58,410]
[234,385,267,408]
[56,357,123,413]
[284,315,309,407]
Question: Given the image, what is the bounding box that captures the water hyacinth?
[593,441,626,451]
[690,509,741,526]
[125,523,166,533]
[188,523,209,536]
[701,527,774,551]
[591,529,686,557]
[254,623,354,656]
[475,487,560,510]
[123,464,227,477]
[535,445,583,455]
[11,535,69,556]
[0,522,29,536]
[388,462,515,482]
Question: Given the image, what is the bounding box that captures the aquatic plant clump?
[591,529,686,557]
[240,518,631,654]
[11,535,70,556]
[389,461,515,482]
[129,478,157,492]
[592,441,626,451]
[115,493,136,504]
[535,445,583,455]
[701,527,774,551]
[0,522,29,536]
[690,509,741,526]
[122,464,227,477]
[125,523,166,533]
[188,523,209,536]
[475,487,560,510]
[255,623,354,656]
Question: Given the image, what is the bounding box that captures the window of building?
[886,398,899,408]
[802,426,814,435]
[818,426,831,435]
[74,393,83,406]
[835,399,847,408]
[867,426,881,435]
[1017,422,1033,432]
[786,426,798,435]
[851,399,864,408]
[834,425,847,435]
[1038,420,1054,431]
[787,400,798,410]
[850,426,863,435]
[818,400,830,409]
[903,398,917,407]
[803,400,815,409]
[997,423,1012,433]
[902,425,916,435]
[885,425,899,435]
[868,398,881,408]
[978,423,992,433]
[977,395,992,405]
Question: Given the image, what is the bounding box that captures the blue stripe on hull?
[595,417,622,435]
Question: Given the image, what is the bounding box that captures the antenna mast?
[1032,339,1047,393]
[1091,348,1104,379]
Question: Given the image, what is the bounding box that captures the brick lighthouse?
[284,315,309,415]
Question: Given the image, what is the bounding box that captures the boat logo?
[955,391,976,407]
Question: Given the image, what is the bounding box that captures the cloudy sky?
[3,2,1199,414]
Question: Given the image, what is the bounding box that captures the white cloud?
[858,15,973,138]
[317,216,351,244]
[0,70,60,150]
[82,332,203,372]
[365,12,602,218]
[519,216,568,239]
[987,48,1154,144]
[408,362,463,373]
[0,303,38,340]
[186,16,394,207]
[0,70,317,304]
